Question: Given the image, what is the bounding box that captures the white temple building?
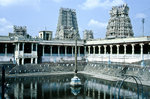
[0,4,150,65]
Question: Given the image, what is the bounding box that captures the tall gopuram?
[106,4,134,39]
[55,8,80,40]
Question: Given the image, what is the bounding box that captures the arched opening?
[52,46,58,55]
[112,45,117,54]
[80,46,84,55]
[106,45,110,54]
[0,43,5,54]
[135,44,140,54]
[143,43,150,54]
[119,45,124,54]
[101,46,104,54]
[60,46,65,54]
[45,45,50,54]
[7,43,15,54]
[95,46,98,54]
[67,46,72,54]
[126,44,132,54]
[24,43,31,53]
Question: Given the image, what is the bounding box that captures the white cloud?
[80,0,125,10]
[136,13,147,19]
[0,0,40,7]
[88,19,107,28]
[0,18,13,35]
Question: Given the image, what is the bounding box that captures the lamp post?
[70,31,81,87]
[75,34,77,74]
[2,66,5,99]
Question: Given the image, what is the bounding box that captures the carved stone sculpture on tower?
[55,8,80,40]
[106,4,134,39]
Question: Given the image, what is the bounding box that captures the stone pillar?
[65,46,67,56]
[78,46,80,56]
[31,58,33,64]
[88,46,91,54]
[43,45,45,56]
[72,46,74,57]
[93,46,95,54]
[98,46,101,54]
[84,46,86,55]
[140,43,144,59]
[123,44,127,55]
[35,44,37,51]
[58,46,60,56]
[5,43,7,56]
[104,45,107,54]
[110,45,113,55]
[116,45,120,55]
[131,44,135,55]
[35,58,37,64]
[22,43,24,56]
[50,46,52,56]
[22,58,24,65]
[17,58,20,65]
[15,44,17,51]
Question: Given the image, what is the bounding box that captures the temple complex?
[0,5,150,65]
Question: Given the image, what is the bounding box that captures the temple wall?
[0,54,14,62]
[86,54,150,63]
[42,56,83,62]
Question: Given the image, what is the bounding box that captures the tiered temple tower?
[106,4,134,39]
[55,8,80,40]
[83,30,94,40]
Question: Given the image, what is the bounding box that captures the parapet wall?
[6,61,150,82]
[84,62,150,81]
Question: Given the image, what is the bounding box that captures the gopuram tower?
[55,8,80,40]
[106,4,134,39]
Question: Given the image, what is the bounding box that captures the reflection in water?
[70,86,81,96]
[1,74,150,99]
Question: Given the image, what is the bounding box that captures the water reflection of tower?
[30,82,37,99]
[14,82,37,99]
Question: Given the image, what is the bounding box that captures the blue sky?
[0,0,149,39]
